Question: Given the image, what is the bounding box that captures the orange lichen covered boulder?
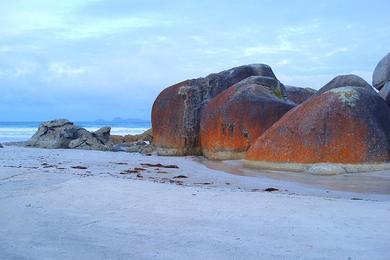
[200,76,295,159]
[246,86,390,164]
[152,64,278,155]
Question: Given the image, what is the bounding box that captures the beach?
[1,145,389,259]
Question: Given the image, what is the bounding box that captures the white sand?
[1,146,390,259]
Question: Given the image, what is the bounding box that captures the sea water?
[0,121,151,142]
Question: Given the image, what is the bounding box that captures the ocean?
[0,121,151,143]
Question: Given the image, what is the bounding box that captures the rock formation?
[373,52,390,90]
[27,119,112,151]
[285,86,316,104]
[316,74,374,95]
[111,128,152,144]
[152,64,281,156]
[200,76,295,160]
[246,87,390,164]
[111,129,153,154]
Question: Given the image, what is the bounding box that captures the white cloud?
[0,61,38,78]
[59,16,175,40]
[48,63,87,78]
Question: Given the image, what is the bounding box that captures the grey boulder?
[285,85,316,104]
[373,52,390,90]
[27,119,112,151]
[317,74,375,95]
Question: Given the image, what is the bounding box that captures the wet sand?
[200,159,390,195]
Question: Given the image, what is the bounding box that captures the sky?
[0,0,389,121]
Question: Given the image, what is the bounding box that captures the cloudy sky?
[1,0,389,121]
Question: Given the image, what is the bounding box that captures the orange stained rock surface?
[152,81,192,153]
[200,85,294,159]
[246,88,390,164]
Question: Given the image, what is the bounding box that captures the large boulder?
[246,87,390,164]
[27,119,78,148]
[200,76,295,160]
[285,86,316,104]
[152,64,281,156]
[68,128,111,151]
[373,52,390,90]
[27,119,112,150]
[316,74,374,95]
[94,126,111,144]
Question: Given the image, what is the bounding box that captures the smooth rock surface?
[152,64,281,156]
[200,76,294,160]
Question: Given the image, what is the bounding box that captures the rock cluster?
[27,119,113,150]
[246,87,390,164]
[152,64,281,156]
[26,120,154,154]
[153,52,390,168]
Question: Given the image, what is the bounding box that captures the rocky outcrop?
[111,128,152,144]
[27,119,112,151]
[0,143,3,148]
[373,52,390,90]
[111,129,153,154]
[285,86,316,104]
[316,74,374,95]
[112,141,153,154]
[200,76,295,160]
[246,87,390,164]
[152,64,282,156]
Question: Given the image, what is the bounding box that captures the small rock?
[306,164,346,175]
[71,165,88,170]
[173,175,188,179]
[264,187,279,192]
[141,163,179,169]
[120,169,139,174]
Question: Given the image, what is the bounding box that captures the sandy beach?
[1,145,389,259]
